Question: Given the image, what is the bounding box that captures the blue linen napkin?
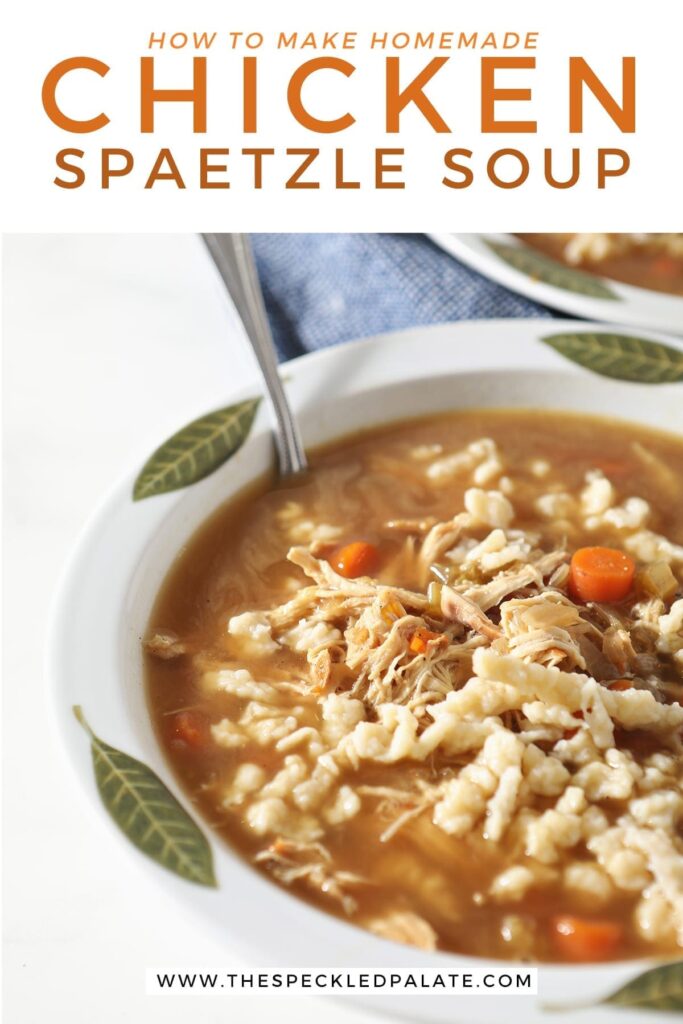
[251,233,559,362]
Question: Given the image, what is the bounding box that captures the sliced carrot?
[551,915,623,962]
[332,541,380,579]
[169,710,205,749]
[651,254,681,280]
[609,679,634,691]
[568,546,636,603]
[409,628,442,654]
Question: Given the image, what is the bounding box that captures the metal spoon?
[202,233,308,476]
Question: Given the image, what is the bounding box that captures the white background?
[2,0,682,231]
[3,234,382,1024]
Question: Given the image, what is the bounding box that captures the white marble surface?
[3,234,384,1024]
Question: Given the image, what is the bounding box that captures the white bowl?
[48,320,683,1024]
[430,234,683,336]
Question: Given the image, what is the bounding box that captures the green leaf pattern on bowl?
[486,241,620,300]
[74,707,216,887]
[541,331,683,383]
[133,397,261,500]
[603,961,683,1012]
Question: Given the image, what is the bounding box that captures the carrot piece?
[332,541,380,579]
[169,710,205,749]
[551,915,623,961]
[651,254,681,279]
[568,546,636,603]
[609,679,634,691]
[409,628,442,654]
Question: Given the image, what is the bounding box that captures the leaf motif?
[543,962,683,1014]
[541,331,683,384]
[73,706,216,887]
[486,240,619,300]
[603,962,683,1012]
[133,397,261,501]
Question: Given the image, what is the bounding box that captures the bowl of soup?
[429,234,683,335]
[49,319,683,1023]
[516,235,683,299]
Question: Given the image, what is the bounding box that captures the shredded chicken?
[144,631,186,659]
[185,437,683,960]
[287,546,428,611]
[465,565,540,612]
[441,586,502,640]
[254,839,366,916]
[418,514,469,578]
[364,910,438,951]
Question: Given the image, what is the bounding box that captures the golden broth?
[516,233,683,297]
[146,409,683,961]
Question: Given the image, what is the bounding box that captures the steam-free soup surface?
[516,233,683,296]
[146,410,683,962]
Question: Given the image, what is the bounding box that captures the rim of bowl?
[45,319,683,1004]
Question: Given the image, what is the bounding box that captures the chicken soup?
[145,409,683,962]
[516,234,683,296]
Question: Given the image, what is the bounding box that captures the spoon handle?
[202,233,308,476]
